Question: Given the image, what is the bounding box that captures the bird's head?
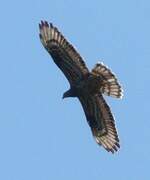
[62,89,72,99]
[62,89,76,99]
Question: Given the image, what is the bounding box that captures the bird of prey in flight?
[39,21,123,153]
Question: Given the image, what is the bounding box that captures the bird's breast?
[76,75,102,96]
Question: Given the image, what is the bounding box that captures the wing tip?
[39,20,51,30]
[40,20,49,26]
[100,139,120,154]
[39,20,54,47]
[93,127,120,153]
[39,20,63,49]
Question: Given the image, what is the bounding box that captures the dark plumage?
[39,21,123,153]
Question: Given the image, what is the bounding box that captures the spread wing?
[39,21,89,85]
[79,94,120,153]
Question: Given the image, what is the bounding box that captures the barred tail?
[92,62,123,98]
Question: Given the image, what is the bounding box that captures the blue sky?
[0,0,149,179]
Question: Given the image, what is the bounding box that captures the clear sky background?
[0,0,149,180]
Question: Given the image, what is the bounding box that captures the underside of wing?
[79,94,120,153]
[39,21,89,85]
[92,62,123,98]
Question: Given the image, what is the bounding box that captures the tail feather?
[92,62,123,98]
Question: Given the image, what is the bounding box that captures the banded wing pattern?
[79,94,120,153]
[39,21,89,85]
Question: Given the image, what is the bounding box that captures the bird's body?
[39,21,123,153]
[65,75,102,97]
